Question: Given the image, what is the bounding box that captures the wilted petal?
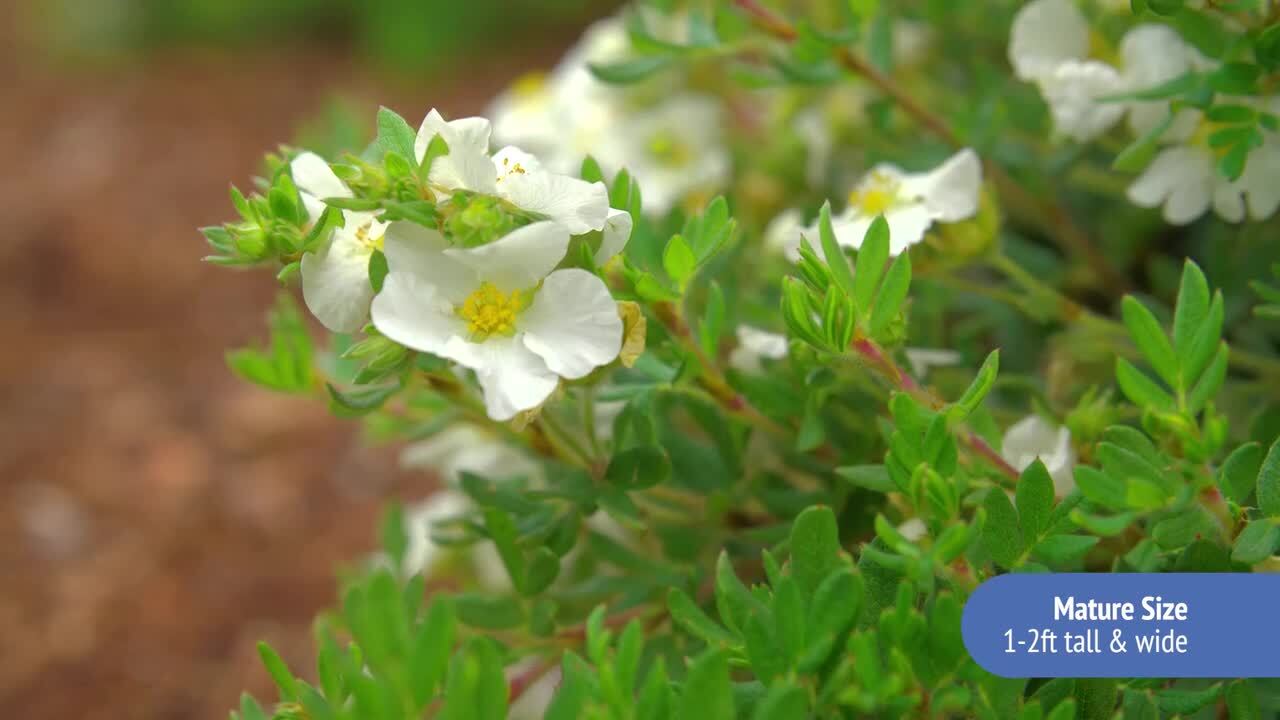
[521,269,623,379]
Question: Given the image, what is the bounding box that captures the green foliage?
[205,0,1280,717]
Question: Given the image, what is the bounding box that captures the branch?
[733,0,1130,293]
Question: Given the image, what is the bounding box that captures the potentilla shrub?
[204,1,1280,718]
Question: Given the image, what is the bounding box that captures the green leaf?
[1073,466,1128,510]
[663,234,697,287]
[237,694,269,720]
[257,642,298,701]
[982,489,1023,568]
[1016,460,1055,547]
[326,382,399,417]
[1186,341,1228,414]
[605,446,672,489]
[951,349,1000,423]
[523,547,560,595]
[418,133,450,179]
[379,503,408,570]
[1033,535,1100,565]
[678,650,734,720]
[668,587,738,646]
[1121,297,1178,387]
[1219,442,1262,504]
[1075,679,1118,720]
[1258,437,1280,517]
[799,568,862,671]
[455,593,524,630]
[818,201,855,294]
[1225,680,1263,720]
[751,684,807,720]
[789,505,843,598]
[869,252,911,337]
[1152,507,1217,549]
[410,597,455,705]
[1113,112,1175,172]
[1155,684,1222,714]
[714,551,760,635]
[589,56,672,84]
[1115,358,1175,409]
[1258,24,1280,70]
[1182,292,1224,386]
[1208,62,1261,94]
[1172,260,1211,356]
[1232,519,1279,564]
[835,464,894,493]
[374,106,418,161]
[853,216,890,315]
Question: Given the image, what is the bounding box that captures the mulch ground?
[0,22,559,718]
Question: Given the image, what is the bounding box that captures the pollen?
[511,71,548,99]
[458,282,522,339]
[355,222,384,252]
[849,173,901,216]
[647,131,693,168]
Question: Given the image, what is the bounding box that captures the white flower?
[898,517,928,542]
[290,152,389,332]
[1008,0,1091,82]
[415,109,631,264]
[1002,415,1076,496]
[1009,0,1200,141]
[402,490,471,578]
[903,348,962,378]
[400,424,540,484]
[771,149,982,260]
[487,17,730,217]
[729,326,789,372]
[595,94,731,216]
[833,148,981,255]
[1127,109,1280,224]
[370,220,624,420]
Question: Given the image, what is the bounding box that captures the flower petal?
[415,109,498,195]
[445,221,570,291]
[882,203,935,255]
[300,229,374,333]
[521,269,623,379]
[496,167,610,235]
[1002,415,1076,496]
[403,490,471,576]
[1038,60,1126,142]
[1241,142,1280,221]
[370,271,467,356]
[467,337,560,420]
[596,207,633,265]
[764,208,806,261]
[1008,0,1090,80]
[1127,146,1213,225]
[899,148,983,223]
[382,221,476,303]
[291,152,351,223]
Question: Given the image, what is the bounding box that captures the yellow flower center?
[849,172,901,216]
[355,223,385,252]
[647,131,693,168]
[1189,118,1233,159]
[458,282,523,339]
[511,71,548,99]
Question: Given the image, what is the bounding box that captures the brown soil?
[0,26,557,720]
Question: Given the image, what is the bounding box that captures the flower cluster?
[295,110,633,419]
[206,1,1280,718]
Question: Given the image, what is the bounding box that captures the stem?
[732,0,1130,293]
[507,657,558,705]
[654,301,791,438]
[851,337,1020,481]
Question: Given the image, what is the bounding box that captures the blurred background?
[0,1,616,716]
